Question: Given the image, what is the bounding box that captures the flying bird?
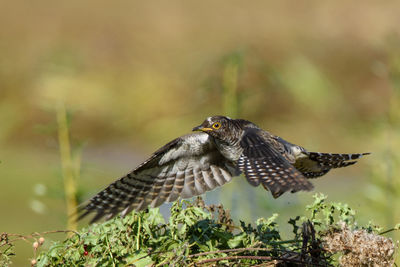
[78,116,369,222]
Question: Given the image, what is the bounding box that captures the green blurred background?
[1,1,400,265]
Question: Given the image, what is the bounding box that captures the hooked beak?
[192,125,213,132]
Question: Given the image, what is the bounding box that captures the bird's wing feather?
[78,132,237,223]
[237,128,313,198]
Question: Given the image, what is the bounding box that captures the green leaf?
[227,233,246,248]
[125,252,153,267]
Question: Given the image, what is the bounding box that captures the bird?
[78,116,369,223]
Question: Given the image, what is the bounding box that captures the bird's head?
[192,116,235,142]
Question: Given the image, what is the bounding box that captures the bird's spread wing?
[237,128,313,198]
[78,132,238,223]
[294,152,370,178]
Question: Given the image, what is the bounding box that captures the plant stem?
[56,102,78,233]
[136,216,141,250]
[222,56,240,118]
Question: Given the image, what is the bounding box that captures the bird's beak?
[192,125,213,132]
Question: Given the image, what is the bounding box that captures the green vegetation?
[2,195,391,266]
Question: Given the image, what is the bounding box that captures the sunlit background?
[1,1,400,265]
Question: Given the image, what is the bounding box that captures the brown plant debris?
[323,222,397,267]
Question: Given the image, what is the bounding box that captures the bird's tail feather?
[307,152,370,168]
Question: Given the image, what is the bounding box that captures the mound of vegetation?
[2,194,398,266]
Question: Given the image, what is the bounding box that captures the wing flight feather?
[238,128,313,198]
[78,132,237,223]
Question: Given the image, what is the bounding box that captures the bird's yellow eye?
[212,122,221,129]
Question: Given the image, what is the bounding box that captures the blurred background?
[1,0,400,265]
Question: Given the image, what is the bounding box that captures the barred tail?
[307,152,370,168]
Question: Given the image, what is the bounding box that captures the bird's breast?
[215,140,243,161]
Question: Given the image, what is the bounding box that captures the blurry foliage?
[363,37,400,248]
[280,56,343,114]
[222,52,243,118]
